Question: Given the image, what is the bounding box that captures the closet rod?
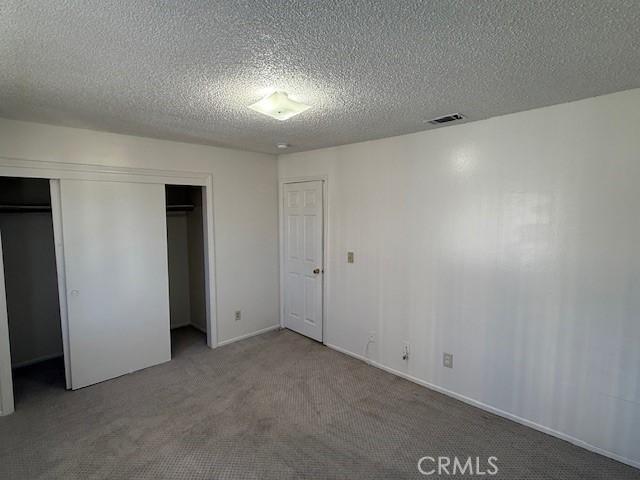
[0,204,52,213]
[166,204,195,212]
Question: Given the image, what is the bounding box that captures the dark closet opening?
[0,177,65,406]
[165,185,207,357]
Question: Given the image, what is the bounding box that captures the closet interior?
[0,177,65,404]
[165,185,207,356]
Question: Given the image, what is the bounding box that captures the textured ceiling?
[1,1,639,154]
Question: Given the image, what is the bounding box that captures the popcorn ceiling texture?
[1,0,639,154]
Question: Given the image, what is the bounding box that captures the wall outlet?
[443,352,453,369]
[402,342,410,361]
[368,331,376,343]
[234,310,241,322]
[347,251,355,263]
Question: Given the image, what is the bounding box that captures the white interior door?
[60,179,171,389]
[284,181,323,341]
[0,232,15,415]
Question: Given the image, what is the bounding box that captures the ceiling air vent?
[428,113,465,125]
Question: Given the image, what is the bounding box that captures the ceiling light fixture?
[276,143,289,149]
[248,91,310,121]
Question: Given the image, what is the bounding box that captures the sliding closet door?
[60,179,170,389]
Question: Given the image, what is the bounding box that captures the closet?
[0,177,65,404]
[165,185,207,356]
[0,174,212,414]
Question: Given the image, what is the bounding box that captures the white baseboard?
[171,322,207,334]
[217,324,280,347]
[12,353,63,369]
[190,323,207,334]
[325,343,640,471]
[170,322,191,330]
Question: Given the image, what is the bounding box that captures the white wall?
[187,193,207,332]
[279,89,640,467]
[167,213,192,329]
[0,119,280,344]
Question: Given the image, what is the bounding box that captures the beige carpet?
[0,327,638,479]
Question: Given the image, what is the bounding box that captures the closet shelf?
[166,204,195,212]
[0,204,52,213]
[1,204,196,213]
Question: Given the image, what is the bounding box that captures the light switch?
[347,251,354,263]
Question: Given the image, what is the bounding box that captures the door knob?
[313,268,321,275]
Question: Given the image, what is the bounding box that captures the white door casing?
[0,158,218,350]
[283,181,323,341]
[60,179,171,389]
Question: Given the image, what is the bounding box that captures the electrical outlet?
[443,352,453,369]
[347,251,355,263]
[234,310,241,322]
[402,342,410,361]
[368,331,376,343]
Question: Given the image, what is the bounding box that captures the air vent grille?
[428,113,465,125]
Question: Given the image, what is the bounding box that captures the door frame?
[278,176,329,343]
[0,157,219,408]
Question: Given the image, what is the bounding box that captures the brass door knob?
[313,268,321,274]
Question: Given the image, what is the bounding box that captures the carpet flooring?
[0,327,638,479]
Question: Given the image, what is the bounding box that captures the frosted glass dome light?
[248,91,311,121]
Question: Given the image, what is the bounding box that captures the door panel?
[284,181,323,341]
[60,179,170,389]
[0,233,14,415]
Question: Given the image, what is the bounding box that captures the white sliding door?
[60,179,170,389]
[0,233,14,415]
